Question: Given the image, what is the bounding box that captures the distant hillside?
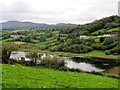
[55,23,76,27]
[60,15,120,35]
[1,21,76,30]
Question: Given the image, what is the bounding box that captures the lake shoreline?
[10,50,119,75]
[18,48,119,61]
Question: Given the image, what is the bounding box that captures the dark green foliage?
[98,31,102,35]
[2,43,18,63]
[90,71,103,75]
[2,33,11,39]
[60,15,120,35]
[2,15,119,56]
[58,66,70,71]
[103,37,117,45]
[102,36,119,55]
[99,37,104,43]
[41,56,66,69]
[109,46,120,55]
[40,37,46,42]
[19,57,25,64]
[69,68,81,72]
[105,50,111,55]
[50,37,95,53]
[26,52,42,65]
[92,44,107,50]
[22,36,31,42]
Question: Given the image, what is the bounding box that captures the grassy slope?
[54,51,119,61]
[2,64,118,88]
[91,27,119,35]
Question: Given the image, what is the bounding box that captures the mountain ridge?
[1,21,77,30]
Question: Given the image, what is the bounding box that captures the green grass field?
[91,29,106,35]
[13,41,27,45]
[91,28,119,35]
[106,28,119,33]
[2,38,15,42]
[2,64,119,88]
[84,50,105,55]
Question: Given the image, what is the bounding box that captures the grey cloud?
[1,0,119,24]
[118,1,120,16]
[2,1,32,14]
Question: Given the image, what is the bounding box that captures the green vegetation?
[60,15,119,35]
[2,64,119,88]
[2,43,18,63]
[91,27,119,35]
[41,55,66,69]
[83,50,105,55]
[1,15,120,89]
[13,41,27,45]
[106,27,119,33]
[2,16,120,56]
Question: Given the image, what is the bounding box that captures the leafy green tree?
[99,37,104,43]
[26,52,42,65]
[103,37,116,45]
[41,55,66,69]
[2,43,18,63]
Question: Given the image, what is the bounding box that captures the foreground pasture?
[2,64,118,88]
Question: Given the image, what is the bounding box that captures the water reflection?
[64,57,104,72]
[10,51,30,61]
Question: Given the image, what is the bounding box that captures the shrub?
[105,50,111,55]
[100,45,107,50]
[41,55,66,69]
[91,44,101,50]
[106,74,119,79]
[8,59,19,64]
[99,37,104,43]
[2,43,18,64]
[69,68,83,72]
[85,46,93,52]
[19,57,25,65]
[50,46,58,52]
[91,71,103,75]
[58,66,70,71]
[20,60,36,66]
[103,37,116,45]
[69,68,77,72]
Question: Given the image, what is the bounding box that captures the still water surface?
[10,51,115,72]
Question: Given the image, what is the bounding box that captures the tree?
[57,37,60,41]
[99,37,104,43]
[103,37,116,45]
[98,31,102,35]
[26,52,42,65]
[2,43,18,63]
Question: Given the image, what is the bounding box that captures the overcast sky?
[0,0,119,24]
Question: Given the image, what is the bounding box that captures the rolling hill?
[1,21,76,30]
[60,15,120,35]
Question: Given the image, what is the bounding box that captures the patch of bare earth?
[103,66,120,75]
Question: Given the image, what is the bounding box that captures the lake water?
[10,51,116,72]
[64,57,104,72]
[10,51,30,61]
